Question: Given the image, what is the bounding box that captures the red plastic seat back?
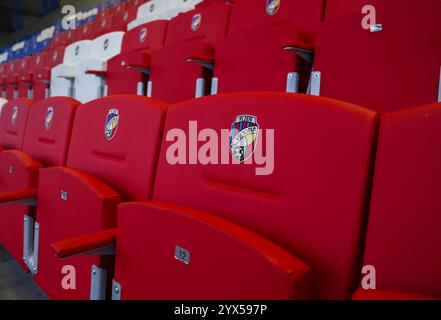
[6,60,20,99]
[229,0,324,36]
[105,21,167,96]
[66,95,167,200]
[148,5,230,103]
[29,52,47,74]
[43,47,65,72]
[214,23,313,93]
[362,103,441,298]
[153,92,378,299]
[127,0,149,8]
[213,0,323,94]
[0,98,33,149]
[93,15,115,37]
[76,22,95,41]
[22,97,80,167]
[0,62,10,97]
[113,6,138,31]
[50,32,66,48]
[0,62,7,80]
[7,59,20,83]
[314,1,441,112]
[120,20,167,53]
[16,57,30,81]
[65,28,77,45]
[164,4,231,46]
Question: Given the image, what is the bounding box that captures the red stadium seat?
[51,92,378,299]
[0,97,79,269]
[29,96,167,299]
[6,60,20,100]
[298,1,441,112]
[104,20,168,96]
[92,15,116,38]
[0,98,34,258]
[0,62,8,98]
[75,22,96,41]
[353,103,441,300]
[112,6,138,31]
[16,57,31,98]
[141,3,230,103]
[126,0,150,8]
[17,52,47,100]
[0,98,33,151]
[32,47,65,100]
[50,29,77,49]
[210,0,324,95]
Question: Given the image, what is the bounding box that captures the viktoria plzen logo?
[230,115,259,162]
[139,28,148,42]
[11,106,19,125]
[191,14,202,31]
[45,107,54,130]
[105,109,119,140]
[266,0,281,15]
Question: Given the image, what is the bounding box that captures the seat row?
[0,92,440,300]
[2,0,439,113]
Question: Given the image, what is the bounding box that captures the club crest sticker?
[230,115,259,162]
[11,106,19,125]
[266,0,281,16]
[45,107,54,130]
[191,14,202,31]
[139,28,148,42]
[105,109,119,140]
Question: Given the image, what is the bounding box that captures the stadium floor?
[0,245,47,300]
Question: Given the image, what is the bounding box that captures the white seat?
[127,0,203,30]
[0,98,7,116]
[167,0,203,10]
[50,40,92,98]
[73,32,124,103]
[127,0,169,30]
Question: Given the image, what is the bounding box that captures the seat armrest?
[115,201,312,299]
[283,41,315,63]
[186,55,214,70]
[124,52,151,74]
[85,70,108,77]
[51,228,117,259]
[0,188,37,206]
[0,150,42,206]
